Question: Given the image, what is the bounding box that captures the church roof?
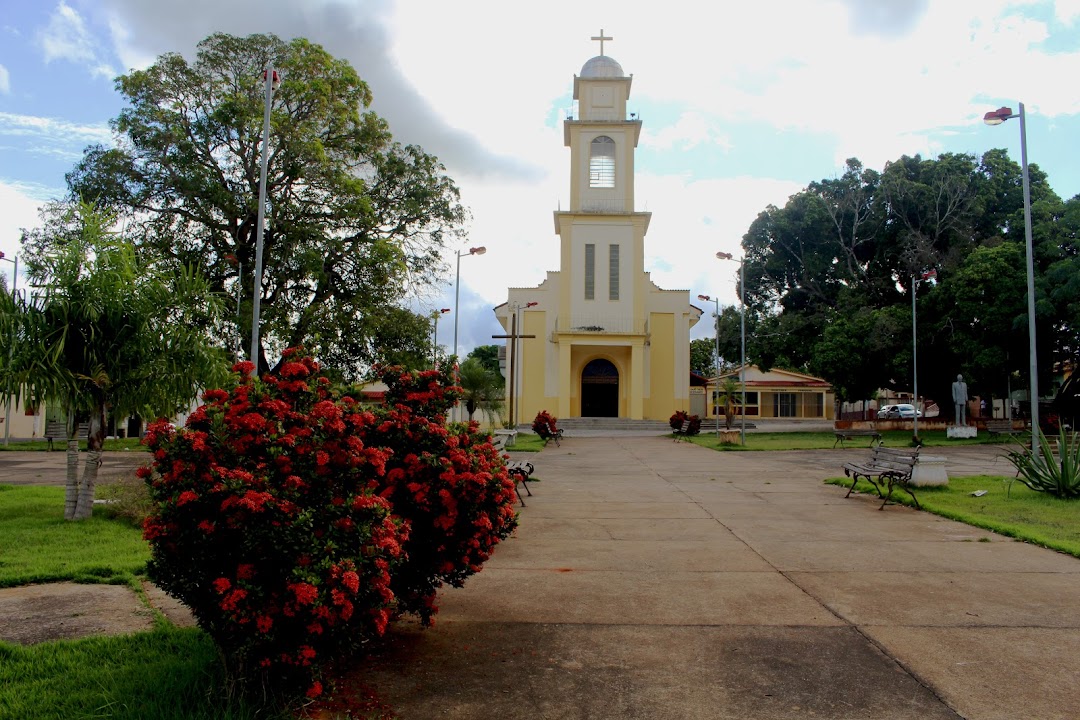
[580,55,625,78]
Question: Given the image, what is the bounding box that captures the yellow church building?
[495,36,701,424]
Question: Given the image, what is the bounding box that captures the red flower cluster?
[532,410,558,439]
[141,349,518,697]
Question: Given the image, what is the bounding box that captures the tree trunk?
[63,412,80,521]
[73,406,106,520]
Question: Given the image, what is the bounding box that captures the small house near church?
[494,33,701,424]
[705,366,835,421]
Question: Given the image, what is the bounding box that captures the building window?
[589,136,615,188]
[584,244,595,300]
[774,392,798,417]
[803,392,824,417]
[609,244,619,300]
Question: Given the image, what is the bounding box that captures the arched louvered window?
[589,136,615,188]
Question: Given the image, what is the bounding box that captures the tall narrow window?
[609,244,620,300]
[584,244,595,300]
[589,136,615,188]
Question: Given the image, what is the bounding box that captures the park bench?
[491,433,535,506]
[536,426,563,447]
[44,421,89,451]
[833,428,882,448]
[841,445,920,510]
[672,419,693,442]
[986,419,1022,436]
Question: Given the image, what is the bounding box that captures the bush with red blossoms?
[669,410,701,435]
[361,365,519,624]
[531,410,558,440]
[142,352,407,695]
[142,351,519,697]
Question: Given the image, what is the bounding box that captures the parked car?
[877,403,921,420]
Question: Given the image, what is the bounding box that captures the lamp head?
[697,294,711,301]
[469,246,487,256]
[716,251,734,261]
[983,106,1014,126]
[440,308,451,314]
[526,301,539,308]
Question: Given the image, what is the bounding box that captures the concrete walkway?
[352,438,1080,719]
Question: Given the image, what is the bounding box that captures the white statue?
[952,373,969,425]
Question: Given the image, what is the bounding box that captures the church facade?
[495,40,701,424]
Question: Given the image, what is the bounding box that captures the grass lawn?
[0,485,149,588]
[826,473,1080,558]
[0,484,285,719]
[0,437,147,452]
[503,433,548,452]
[682,429,1013,451]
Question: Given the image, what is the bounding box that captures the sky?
[2,0,1079,358]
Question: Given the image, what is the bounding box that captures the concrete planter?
[910,455,949,487]
[947,425,977,439]
[718,430,741,444]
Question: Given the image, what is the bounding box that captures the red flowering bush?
[669,410,701,435]
[142,351,518,696]
[361,365,519,624]
[532,410,558,439]
[143,352,405,694]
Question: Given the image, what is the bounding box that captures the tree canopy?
[728,151,1079,418]
[66,32,467,379]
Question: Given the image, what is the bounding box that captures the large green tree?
[66,33,467,379]
[739,149,1075,419]
[2,201,229,519]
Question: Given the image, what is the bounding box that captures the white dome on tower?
[580,55,625,78]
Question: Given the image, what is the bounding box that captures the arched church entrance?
[581,359,619,417]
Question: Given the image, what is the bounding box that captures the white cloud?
[642,112,731,152]
[0,111,112,144]
[0,180,51,289]
[37,1,116,78]
[1055,0,1080,24]
[0,65,9,94]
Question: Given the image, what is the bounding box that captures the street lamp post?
[432,308,450,366]
[452,246,486,422]
[984,103,1039,454]
[716,252,746,445]
[249,66,280,377]
[697,294,721,438]
[453,246,487,360]
[0,252,16,446]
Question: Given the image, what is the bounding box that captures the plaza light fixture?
[697,293,722,438]
[432,308,451,365]
[984,103,1039,453]
[249,67,281,376]
[716,252,746,446]
[0,251,16,446]
[453,246,487,359]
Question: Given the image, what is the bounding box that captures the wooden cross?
[493,310,536,429]
[591,29,612,56]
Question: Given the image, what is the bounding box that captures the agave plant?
[1005,426,1080,498]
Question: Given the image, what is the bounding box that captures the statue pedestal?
[947,425,977,439]
[911,455,949,487]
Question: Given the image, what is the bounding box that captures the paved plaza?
[350,437,1080,719]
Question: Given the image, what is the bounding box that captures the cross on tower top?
[591,29,612,55]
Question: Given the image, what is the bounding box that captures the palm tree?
[457,357,504,423]
[1,201,229,519]
[718,376,742,430]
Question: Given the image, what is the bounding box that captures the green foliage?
[466,344,503,378]
[689,338,716,376]
[457,357,503,420]
[65,32,467,379]
[1006,427,1080,498]
[740,148,1075,411]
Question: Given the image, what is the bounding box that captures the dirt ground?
[0,581,196,645]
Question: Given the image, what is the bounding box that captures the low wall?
[834,419,1023,432]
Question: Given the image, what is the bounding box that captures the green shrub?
[1005,427,1080,498]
